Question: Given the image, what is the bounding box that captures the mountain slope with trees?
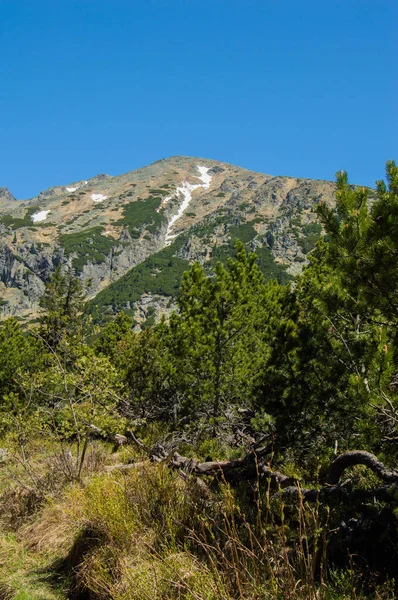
[0,156,337,325]
[0,160,397,599]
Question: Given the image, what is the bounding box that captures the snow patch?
[164,165,212,246]
[156,193,175,213]
[31,210,50,223]
[91,193,108,203]
[66,187,77,193]
[196,166,212,189]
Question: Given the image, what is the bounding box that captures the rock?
[0,187,17,202]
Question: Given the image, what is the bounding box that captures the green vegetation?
[88,238,190,317]
[59,226,116,273]
[1,161,398,598]
[254,247,292,283]
[115,196,167,237]
[298,221,323,253]
[148,188,171,196]
[88,215,289,317]
[209,221,288,282]
[0,207,38,229]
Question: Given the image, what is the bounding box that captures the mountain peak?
[0,157,337,323]
[0,187,17,203]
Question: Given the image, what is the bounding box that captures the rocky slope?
[0,156,337,325]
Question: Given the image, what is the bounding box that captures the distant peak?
[88,173,112,182]
[0,187,17,202]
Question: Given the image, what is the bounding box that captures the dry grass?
[0,439,397,599]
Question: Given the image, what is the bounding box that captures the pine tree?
[257,161,398,459]
[169,242,282,423]
[38,266,86,352]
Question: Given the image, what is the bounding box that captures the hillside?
[0,161,397,599]
[0,156,337,324]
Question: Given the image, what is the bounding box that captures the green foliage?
[87,239,190,317]
[59,226,116,273]
[209,222,256,266]
[0,208,38,229]
[38,266,86,351]
[298,222,323,254]
[254,247,293,284]
[2,160,398,598]
[114,322,178,421]
[115,196,167,237]
[148,188,171,196]
[92,311,134,359]
[0,319,43,427]
[168,242,284,421]
[256,161,398,460]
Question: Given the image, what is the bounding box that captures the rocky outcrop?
[0,188,17,203]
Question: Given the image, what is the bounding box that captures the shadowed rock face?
[0,156,338,324]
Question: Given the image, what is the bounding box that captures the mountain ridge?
[0,156,338,324]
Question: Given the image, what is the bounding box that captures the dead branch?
[110,438,398,505]
[326,450,398,485]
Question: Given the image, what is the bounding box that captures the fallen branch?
[326,450,398,485]
[110,437,398,505]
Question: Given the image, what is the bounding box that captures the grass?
[0,533,66,599]
[0,434,396,600]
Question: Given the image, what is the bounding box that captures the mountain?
[0,156,337,325]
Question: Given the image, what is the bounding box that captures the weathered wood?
[280,483,398,504]
[111,437,398,505]
[326,451,398,485]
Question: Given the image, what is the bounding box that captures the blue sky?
[1,0,396,199]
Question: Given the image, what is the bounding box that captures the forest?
[0,161,397,599]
